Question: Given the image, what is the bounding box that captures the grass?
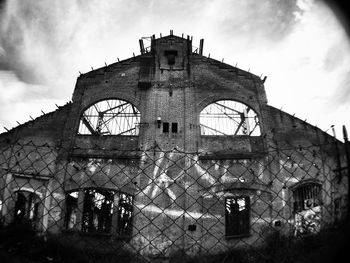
[170,222,350,263]
[0,223,133,263]
[0,222,349,263]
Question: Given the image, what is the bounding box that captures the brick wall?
[0,34,347,258]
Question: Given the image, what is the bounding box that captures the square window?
[164,50,178,65]
[163,122,169,133]
[188,224,197,231]
[293,184,321,212]
[172,123,178,133]
[225,196,250,237]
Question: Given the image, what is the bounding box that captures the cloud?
[0,0,349,137]
[219,0,303,41]
[0,71,65,129]
[332,71,350,104]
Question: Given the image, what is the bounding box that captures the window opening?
[171,123,178,133]
[65,191,78,230]
[117,193,133,237]
[163,122,169,133]
[82,189,114,233]
[14,191,40,228]
[225,196,250,237]
[200,100,261,136]
[164,50,178,65]
[293,183,321,236]
[78,99,140,136]
[293,184,321,212]
[66,189,133,236]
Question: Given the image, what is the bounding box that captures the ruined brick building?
[0,32,348,257]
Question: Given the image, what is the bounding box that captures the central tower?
[139,33,196,151]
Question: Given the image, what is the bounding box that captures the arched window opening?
[78,99,141,136]
[13,190,40,227]
[65,189,133,236]
[200,100,261,136]
[293,183,321,236]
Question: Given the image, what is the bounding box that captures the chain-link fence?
[0,139,348,262]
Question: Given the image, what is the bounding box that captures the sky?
[0,0,349,141]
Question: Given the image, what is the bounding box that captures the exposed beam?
[200,124,228,136]
[214,102,242,115]
[81,117,97,135]
[233,116,246,136]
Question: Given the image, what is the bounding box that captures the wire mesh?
[0,139,348,262]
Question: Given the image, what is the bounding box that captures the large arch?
[78,99,141,136]
[199,100,261,136]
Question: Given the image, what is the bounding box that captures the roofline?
[78,32,265,82]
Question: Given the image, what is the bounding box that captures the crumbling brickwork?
[0,33,348,259]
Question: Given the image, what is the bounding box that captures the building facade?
[0,33,348,258]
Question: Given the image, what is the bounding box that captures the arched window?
[78,99,141,136]
[200,100,260,136]
[65,189,133,237]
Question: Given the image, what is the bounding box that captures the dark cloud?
[0,0,197,86]
[0,3,47,83]
[0,0,84,84]
[0,18,40,83]
[0,0,5,10]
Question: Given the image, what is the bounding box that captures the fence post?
[342,125,350,221]
[42,179,53,231]
[1,172,13,224]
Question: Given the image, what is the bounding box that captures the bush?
[168,223,350,263]
[0,222,348,263]
[0,223,133,263]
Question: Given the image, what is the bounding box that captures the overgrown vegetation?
[0,223,133,263]
[170,223,350,263]
[0,222,349,263]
